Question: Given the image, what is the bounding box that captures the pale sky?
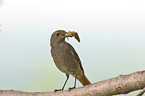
[0,0,145,95]
[0,0,145,31]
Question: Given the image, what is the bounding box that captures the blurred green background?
[0,0,145,96]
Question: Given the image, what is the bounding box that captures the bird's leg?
[54,74,69,92]
[68,75,77,91]
[62,74,69,90]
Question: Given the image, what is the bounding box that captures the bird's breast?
[51,44,80,75]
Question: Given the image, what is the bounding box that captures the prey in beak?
[65,31,80,42]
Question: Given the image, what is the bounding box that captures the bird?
[50,30,91,91]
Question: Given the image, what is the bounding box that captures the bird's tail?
[77,74,91,86]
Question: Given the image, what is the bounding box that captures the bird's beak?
[61,35,65,37]
[60,32,67,37]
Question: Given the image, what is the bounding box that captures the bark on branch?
[0,70,145,96]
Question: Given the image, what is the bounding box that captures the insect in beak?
[65,31,80,42]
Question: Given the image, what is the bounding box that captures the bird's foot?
[68,86,76,91]
[54,89,63,92]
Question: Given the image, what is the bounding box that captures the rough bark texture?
[0,70,145,96]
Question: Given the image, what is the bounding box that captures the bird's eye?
[56,33,60,37]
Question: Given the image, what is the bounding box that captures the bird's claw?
[54,89,63,92]
[68,86,76,91]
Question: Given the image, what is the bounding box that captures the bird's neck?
[51,41,66,48]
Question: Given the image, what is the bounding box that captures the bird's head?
[50,30,66,47]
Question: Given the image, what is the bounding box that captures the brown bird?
[50,30,91,91]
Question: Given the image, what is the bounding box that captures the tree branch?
[0,70,145,96]
[137,87,145,96]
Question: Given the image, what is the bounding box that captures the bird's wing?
[66,43,84,73]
